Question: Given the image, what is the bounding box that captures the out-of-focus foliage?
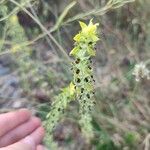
[0,0,150,150]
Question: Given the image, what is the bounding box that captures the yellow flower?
[10,15,18,25]
[73,19,99,42]
[61,82,75,97]
[11,44,20,53]
[79,19,99,35]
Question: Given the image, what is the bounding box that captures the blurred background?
[0,0,150,149]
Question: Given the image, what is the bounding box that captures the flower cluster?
[45,20,99,147]
[70,20,99,138]
[132,62,150,82]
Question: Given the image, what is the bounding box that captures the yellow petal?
[88,19,94,26]
[73,33,81,41]
[79,21,87,30]
[70,47,79,56]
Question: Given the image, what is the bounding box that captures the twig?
[0,0,36,22]
[51,1,76,31]
[143,134,150,150]
[63,0,134,25]
[9,0,71,62]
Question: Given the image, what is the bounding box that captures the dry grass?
[0,0,149,149]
